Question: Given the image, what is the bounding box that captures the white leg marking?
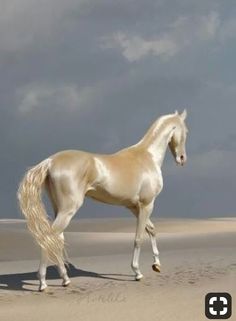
[57,233,71,287]
[38,250,48,291]
[131,203,153,280]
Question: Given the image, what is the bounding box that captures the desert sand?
[0,217,235,321]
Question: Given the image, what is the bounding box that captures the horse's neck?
[137,115,177,168]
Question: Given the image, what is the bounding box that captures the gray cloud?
[102,12,220,61]
[17,83,103,113]
[0,0,236,219]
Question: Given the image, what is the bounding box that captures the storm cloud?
[1,0,236,219]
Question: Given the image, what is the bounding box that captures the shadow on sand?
[0,263,134,292]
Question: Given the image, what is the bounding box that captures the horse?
[17,110,188,291]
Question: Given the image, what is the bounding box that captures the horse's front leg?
[146,219,161,272]
[131,202,153,281]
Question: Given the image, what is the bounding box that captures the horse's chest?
[139,170,163,204]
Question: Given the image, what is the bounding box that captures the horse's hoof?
[152,264,161,273]
[39,285,48,292]
[62,280,71,287]
[135,274,143,281]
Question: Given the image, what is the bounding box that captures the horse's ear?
[174,110,178,115]
[180,109,187,120]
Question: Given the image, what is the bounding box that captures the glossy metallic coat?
[17,110,188,291]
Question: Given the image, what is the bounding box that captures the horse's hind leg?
[52,211,76,287]
[55,230,70,287]
[51,192,85,287]
[37,178,57,292]
[38,250,49,291]
[45,162,90,290]
[38,176,85,291]
[38,203,83,291]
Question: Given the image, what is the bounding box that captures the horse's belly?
[86,187,136,207]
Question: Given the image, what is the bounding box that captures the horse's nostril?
[180,155,184,161]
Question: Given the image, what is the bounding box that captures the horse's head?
[169,110,188,166]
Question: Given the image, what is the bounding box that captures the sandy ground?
[0,217,236,321]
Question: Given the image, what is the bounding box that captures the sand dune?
[0,218,235,321]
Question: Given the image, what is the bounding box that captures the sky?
[1,0,236,219]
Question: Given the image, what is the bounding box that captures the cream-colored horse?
[17,110,188,291]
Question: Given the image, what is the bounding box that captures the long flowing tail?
[17,158,64,266]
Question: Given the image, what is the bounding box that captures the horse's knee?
[134,238,143,248]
